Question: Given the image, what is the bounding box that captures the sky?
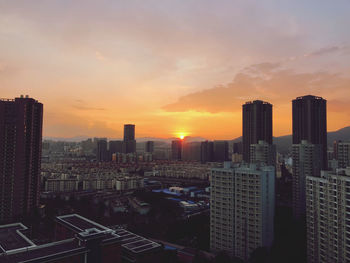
[0,0,350,139]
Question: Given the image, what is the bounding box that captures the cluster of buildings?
[171,139,243,163]
[209,96,350,262]
[42,169,144,193]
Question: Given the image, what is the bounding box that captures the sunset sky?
[1,0,350,139]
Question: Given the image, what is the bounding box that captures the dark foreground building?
[0,214,161,263]
[0,96,43,222]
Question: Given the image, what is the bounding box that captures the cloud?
[162,62,350,114]
[304,45,348,58]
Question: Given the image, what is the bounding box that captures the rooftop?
[2,239,87,263]
[56,214,109,233]
[0,223,35,253]
[114,228,161,254]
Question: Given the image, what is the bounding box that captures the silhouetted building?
[242,100,273,162]
[123,124,136,153]
[292,95,327,220]
[233,142,243,154]
[97,139,108,162]
[0,96,43,222]
[182,142,201,161]
[109,140,123,154]
[201,141,214,163]
[172,139,182,161]
[292,95,327,169]
[213,140,228,162]
[145,141,154,153]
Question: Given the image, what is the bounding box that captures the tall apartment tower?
[0,96,43,222]
[123,124,136,153]
[292,95,327,169]
[242,100,273,163]
[97,139,108,162]
[210,163,275,260]
[292,141,322,219]
[213,140,229,162]
[200,141,214,164]
[292,95,327,220]
[306,168,350,263]
[171,139,182,161]
[145,141,154,153]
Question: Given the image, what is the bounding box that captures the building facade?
[123,124,136,153]
[0,96,43,222]
[306,168,350,263]
[242,100,273,163]
[210,163,275,261]
[292,95,327,169]
[292,140,322,219]
[250,140,276,166]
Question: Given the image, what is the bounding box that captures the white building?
[210,162,275,261]
[306,168,350,263]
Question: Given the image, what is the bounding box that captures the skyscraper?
[213,140,229,162]
[292,95,327,219]
[0,96,43,222]
[242,100,273,163]
[250,140,276,166]
[123,124,136,153]
[200,141,214,163]
[97,139,108,162]
[292,95,327,169]
[145,141,154,153]
[171,139,182,161]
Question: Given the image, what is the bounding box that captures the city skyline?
[1,1,350,139]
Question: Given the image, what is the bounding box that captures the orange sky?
[0,1,349,139]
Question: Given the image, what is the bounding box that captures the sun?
[175,132,188,140]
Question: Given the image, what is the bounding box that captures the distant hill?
[232,126,350,154]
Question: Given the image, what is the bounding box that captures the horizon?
[1,1,350,139]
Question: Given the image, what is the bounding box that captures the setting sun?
[175,132,188,140]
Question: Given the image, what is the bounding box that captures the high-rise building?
[201,141,214,163]
[97,139,108,162]
[123,124,136,153]
[292,95,327,169]
[210,163,275,260]
[109,140,123,154]
[0,96,43,222]
[292,140,322,219]
[213,140,229,162]
[182,142,201,161]
[171,139,182,161]
[242,100,273,163]
[250,140,276,166]
[306,168,350,263]
[145,141,154,153]
[337,141,350,168]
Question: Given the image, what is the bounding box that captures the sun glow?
[175,132,188,140]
